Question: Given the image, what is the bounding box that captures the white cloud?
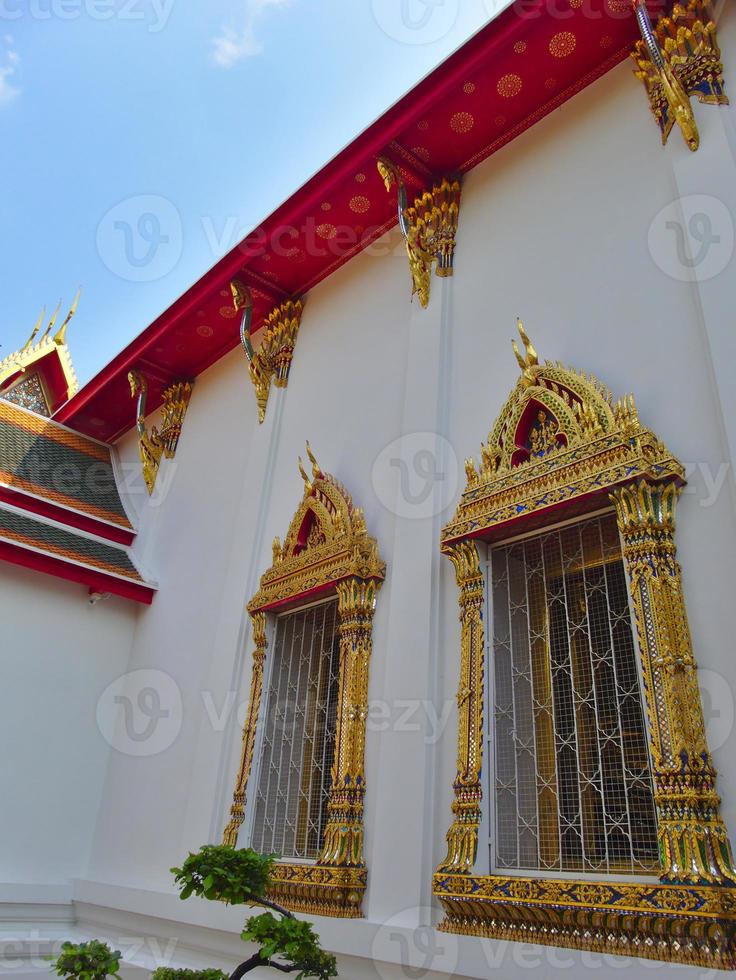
[0,39,19,106]
[212,0,294,68]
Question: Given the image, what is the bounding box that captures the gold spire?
[54,288,80,346]
[305,441,321,479]
[40,300,62,344]
[21,307,45,352]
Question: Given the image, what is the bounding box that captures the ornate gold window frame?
[224,444,385,918]
[432,322,736,968]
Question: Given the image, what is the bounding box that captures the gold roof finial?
[298,456,312,491]
[512,318,539,382]
[40,299,62,343]
[305,441,321,479]
[53,288,81,346]
[21,306,46,352]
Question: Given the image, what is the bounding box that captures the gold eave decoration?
[631,0,728,151]
[377,158,461,308]
[128,371,193,495]
[433,319,736,969]
[232,281,304,424]
[223,444,385,918]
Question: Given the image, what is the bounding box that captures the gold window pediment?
[433,321,736,969]
[224,444,385,918]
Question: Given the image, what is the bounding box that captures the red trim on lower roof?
[0,539,154,604]
[0,485,136,546]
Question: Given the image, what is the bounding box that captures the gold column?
[612,481,736,884]
[319,578,377,867]
[223,611,268,847]
[437,540,485,873]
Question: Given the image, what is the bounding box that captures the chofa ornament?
[434,319,736,968]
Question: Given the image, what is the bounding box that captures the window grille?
[489,513,659,875]
[251,599,340,861]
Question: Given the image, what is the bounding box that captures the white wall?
[0,563,137,888]
[26,7,736,977]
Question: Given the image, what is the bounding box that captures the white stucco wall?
[0,563,138,889]
[10,7,736,977]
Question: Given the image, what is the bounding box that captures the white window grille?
[489,513,659,876]
[251,599,340,861]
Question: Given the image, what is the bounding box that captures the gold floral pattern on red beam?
[497,73,522,97]
[450,111,474,133]
[549,31,577,58]
[349,196,371,213]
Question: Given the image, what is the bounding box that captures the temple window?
[433,321,736,968]
[488,513,658,877]
[250,599,341,861]
[223,444,385,917]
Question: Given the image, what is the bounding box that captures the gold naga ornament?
[377,157,461,308]
[231,279,304,424]
[631,0,728,151]
[128,371,193,495]
[223,443,385,917]
[433,320,736,968]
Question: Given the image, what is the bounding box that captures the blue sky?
[0,0,496,385]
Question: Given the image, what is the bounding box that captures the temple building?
[2,1,736,977]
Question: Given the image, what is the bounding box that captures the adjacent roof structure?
[54,0,645,443]
[1,294,80,416]
[0,399,154,603]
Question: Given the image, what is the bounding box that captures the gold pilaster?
[436,539,485,873]
[612,480,736,885]
[222,611,267,848]
[319,578,378,868]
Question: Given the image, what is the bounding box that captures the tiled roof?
[0,399,132,529]
[0,399,153,602]
[0,507,143,583]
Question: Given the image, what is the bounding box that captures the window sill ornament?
[377,158,461,308]
[433,320,736,968]
[231,279,304,424]
[223,444,385,917]
[631,0,728,152]
[128,371,193,495]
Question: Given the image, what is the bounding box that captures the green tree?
[50,847,337,980]
[171,846,337,980]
